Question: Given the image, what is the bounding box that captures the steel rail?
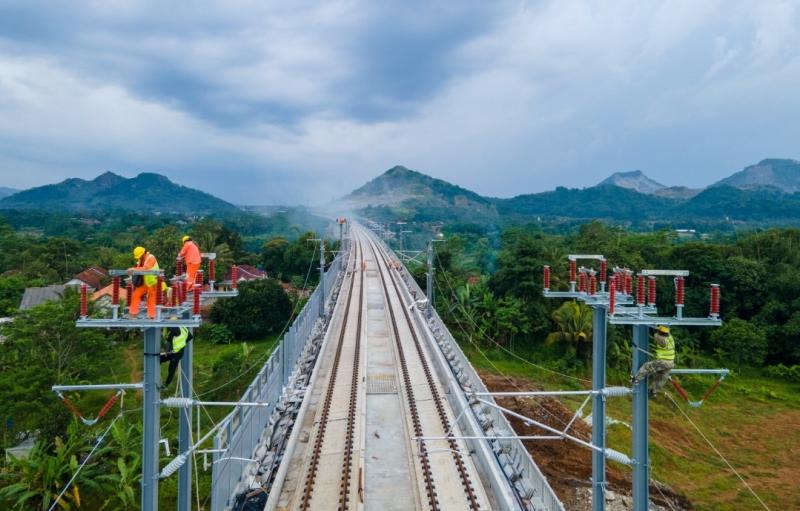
[369,234,482,510]
[299,241,363,510]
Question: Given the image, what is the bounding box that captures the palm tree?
[547,301,593,363]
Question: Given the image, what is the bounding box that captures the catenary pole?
[591,305,608,511]
[632,324,650,510]
[142,327,161,511]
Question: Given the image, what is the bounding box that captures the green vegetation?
[0,206,333,509]
[398,220,800,510]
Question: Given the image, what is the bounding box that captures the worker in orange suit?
[178,235,201,294]
[129,246,160,319]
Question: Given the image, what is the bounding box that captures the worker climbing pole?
[608,268,725,511]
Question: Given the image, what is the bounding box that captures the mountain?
[597,170,665,194]
[0,187,19,199]
[333,165,498,223]
[0,171,238,214]
[711,159,800,193]
[339,160,800,230]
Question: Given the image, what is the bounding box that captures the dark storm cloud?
[0,1,798,204]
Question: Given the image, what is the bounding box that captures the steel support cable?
[434,251,591,385]
[197,241,320,398]
[664,392,771,511]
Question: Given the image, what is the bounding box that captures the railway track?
[289,231,486,510]
[299,240,364,510]
[367,234,482,510]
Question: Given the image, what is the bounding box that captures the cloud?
[0,1,798,203]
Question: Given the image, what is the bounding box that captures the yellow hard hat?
[133,246,146,260]
[182,235,191,243]
[656,325,670,335]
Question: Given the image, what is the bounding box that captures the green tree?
[210,279,292,339]
[261,237,289,277]
[0,292,112,439]
[710,318,768,371]
[547,301,593,363]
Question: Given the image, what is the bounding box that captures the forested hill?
[340,160,800,229]
[0,171,239,215]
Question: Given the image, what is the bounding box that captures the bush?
[209,278,292,340]
[766,364,800,382]
[205,324,234,345]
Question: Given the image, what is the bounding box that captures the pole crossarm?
[608,316,722,326]
[53,383,143,392]
[76,317,201,329]
[639,269,689,277]
[670,368,730,376]
[568,254,606,261]
[109,269,163,277]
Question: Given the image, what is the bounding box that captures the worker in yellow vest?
[160,326,192,389]
[632,325,675,396]
[129,246,160,319]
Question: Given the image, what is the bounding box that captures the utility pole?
[631,324,649,509]
[57,258,239,511]
[426,240,433,318]
[142,326,161,510]
[426,234,445,318]
[609,269,723,511]
[544,255,622,511]
[591,303,607,510]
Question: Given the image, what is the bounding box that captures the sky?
[0,0,798,205]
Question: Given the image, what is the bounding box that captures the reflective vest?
[172,327,190,352]
[655,334,675,361]
[140,253,159,287]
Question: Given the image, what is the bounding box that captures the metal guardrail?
[373,234,564,511]
[211,253,344,510]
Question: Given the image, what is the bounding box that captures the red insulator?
[209,259,216,282]
[156,275,163,306]
[675,276,685,306]
[589,274,597,295]
[177,281,185,305]
[171,283,179,307]
[195,270,203,285]
[193,284,202,315]
[543,265,551,290]
[648,276,657,306]
[710,284,720,316]
[625,271,633,295]
[569,260,577,283]
[176,258,184,278]
[578,271,587,292]
[636,276,646,305]
[599,259,607,284]
[609,281,616,315]
[616,272,624,294]
[80,284,88,317]
[112,276,120,305]
[231,265,239,289]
